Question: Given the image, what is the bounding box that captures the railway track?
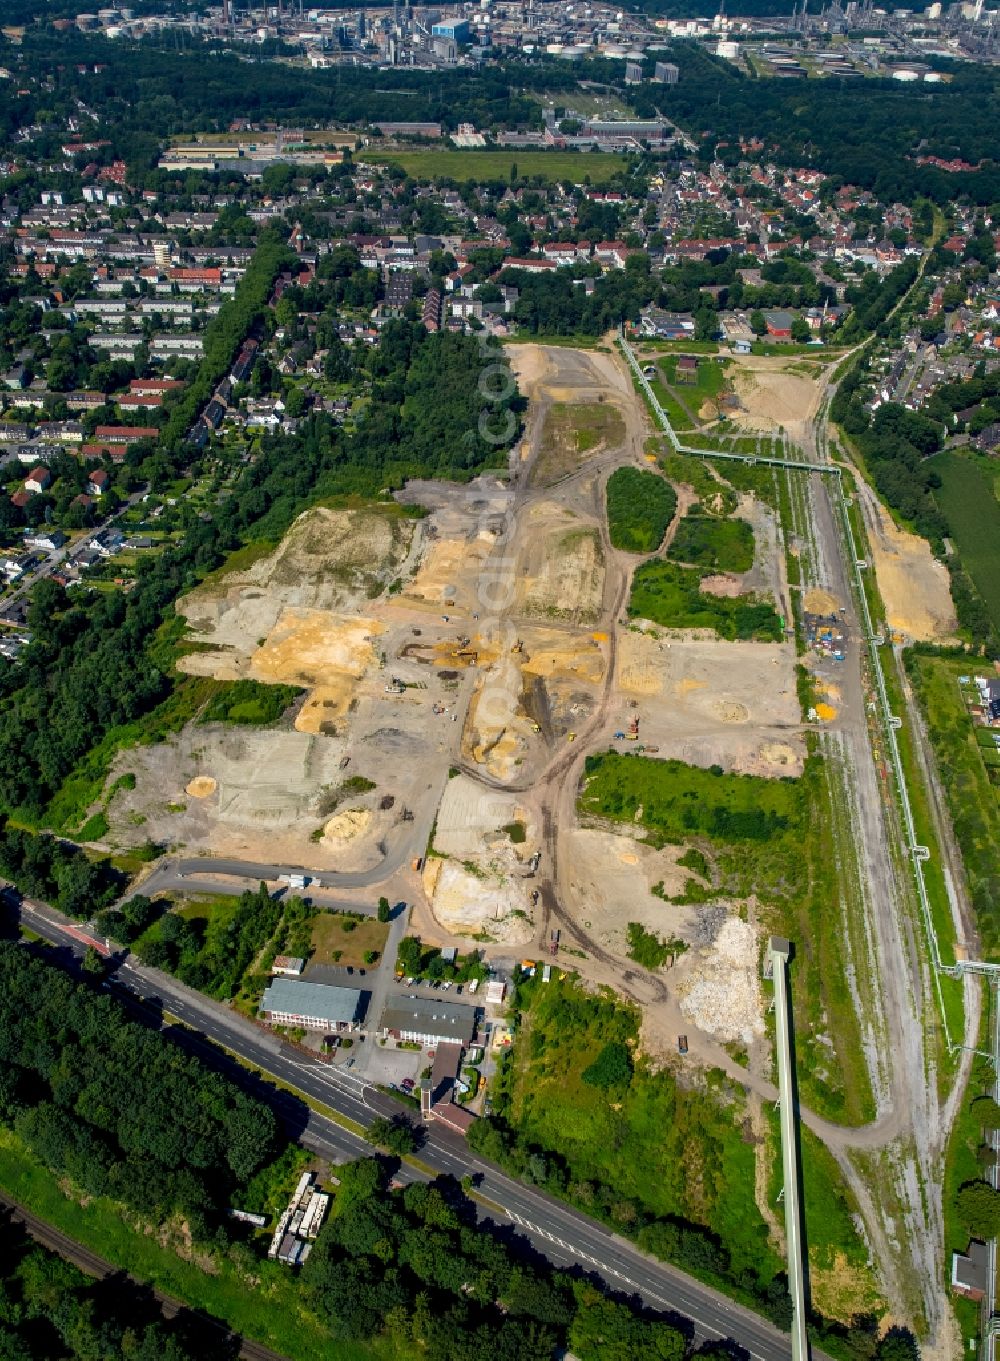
[0,1192,288,1361]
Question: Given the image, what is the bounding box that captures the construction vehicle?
[677,1035,688,1055]
[411,857,423,872]
[511,639,523,654]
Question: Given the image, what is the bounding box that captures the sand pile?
[186,776,217,799]
[864,492,956,642]
[323,808,371,843]
[430,860,535,944]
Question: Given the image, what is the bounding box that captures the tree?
[749,309,767,337]
[81,946,105,976]
[283,385,306,418]
[790,315,811,344]
[377,896,390,923]
[581,1042,633,1091]
[972,1096,1000,1130]
[365,1116,417,1157]
[957,1179,1000,1238]
[874,1328,920,1361]
[694,306,718,342]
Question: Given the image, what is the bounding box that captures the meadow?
[931,451,1000,630]
[669,515,755,573]
[497,975,778,1278]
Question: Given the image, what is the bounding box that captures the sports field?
[361,150,628,183]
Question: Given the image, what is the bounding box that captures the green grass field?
[581,752,801,851]
[659,355,726,401]
[659,452,738,515]
[906,653,1000,960]
[362,150,626,184]
[628,559,782,640]
[931,452,1000,630]
[605,467,676,553]
[200,679,302,726]
[669,515,755,573]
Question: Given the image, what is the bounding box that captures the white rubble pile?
[678,916,765,1045]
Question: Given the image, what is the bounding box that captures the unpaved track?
[497,340,973,1350]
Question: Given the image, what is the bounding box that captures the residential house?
[94,425,158,447]
[24,466,51,494]
[951,1240,989,1301]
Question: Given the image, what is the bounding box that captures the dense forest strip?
[5,27,1000,205]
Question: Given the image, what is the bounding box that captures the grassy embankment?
[905,654,1000,963]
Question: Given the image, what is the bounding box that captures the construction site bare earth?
[106,342,805,1043]
[103,340,972,1346]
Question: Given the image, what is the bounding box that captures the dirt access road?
[501,337,972,1352]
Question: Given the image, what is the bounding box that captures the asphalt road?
[13,898,807,1361]
[142,854,410,899]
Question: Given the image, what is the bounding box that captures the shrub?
[581,1042,633,1090]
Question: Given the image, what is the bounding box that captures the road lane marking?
[502,1209,776,1361]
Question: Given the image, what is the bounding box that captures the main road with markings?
[13,895,821,1361]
